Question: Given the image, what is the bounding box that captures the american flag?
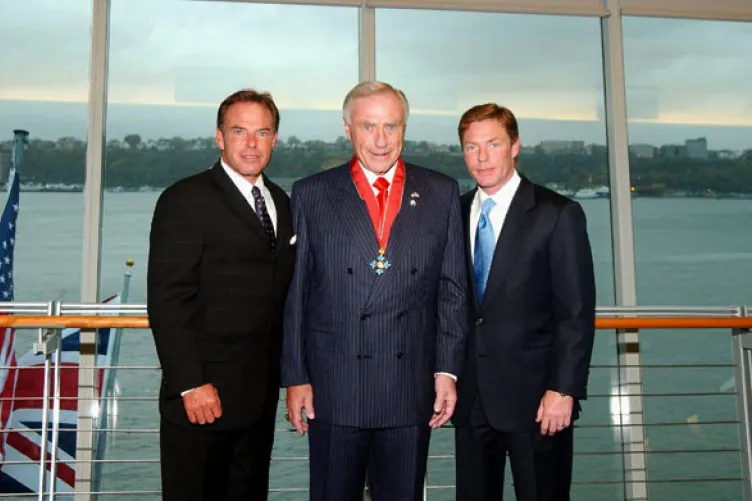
[0,165,20,467]
[0,296,121,494]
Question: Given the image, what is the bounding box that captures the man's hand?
[286,384,315,436]
[182,383,222,425]
[429,374,457,429]
[536,390,574,436]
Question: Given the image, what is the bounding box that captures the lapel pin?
[409,200,417,207]
[289,235,297,245]
[410,192,419,198]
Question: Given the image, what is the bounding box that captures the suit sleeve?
[146,188,205,397]
[549,202,596,399]
[280,183,311,387]
[435,182,469,377]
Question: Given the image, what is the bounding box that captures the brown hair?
[217,89,280,132]
[458,103,519,145]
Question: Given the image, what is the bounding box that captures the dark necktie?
[251,185,276,252]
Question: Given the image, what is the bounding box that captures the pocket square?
[289,235,297,245]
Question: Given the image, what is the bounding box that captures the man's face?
[215,101,277,182]
[462,119,520,195]
[344,92,406,175]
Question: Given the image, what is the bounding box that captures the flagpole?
[91,258,132,498]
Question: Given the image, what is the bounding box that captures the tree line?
[6,135,752,195]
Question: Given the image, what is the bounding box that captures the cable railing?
[0,303,751,501]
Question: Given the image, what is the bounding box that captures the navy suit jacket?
[281,162,469,428]
[452,176,596,433]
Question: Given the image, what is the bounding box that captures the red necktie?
[373,177,390,220]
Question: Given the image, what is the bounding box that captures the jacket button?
[476,318,484,325]
[357,355,362,360]
[396,352,404,359]
[397,312,405,320]
[360,314,370,321]
[410,268,418,274]
[347,268,353,274]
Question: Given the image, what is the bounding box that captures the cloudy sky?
[0,0,750,150]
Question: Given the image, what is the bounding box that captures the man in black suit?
[147,89,295,501]
[452,103,596,501]
[282,81,468,501]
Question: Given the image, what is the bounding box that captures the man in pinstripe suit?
[281,81,468,501]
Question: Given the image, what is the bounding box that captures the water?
[10,190,752,500]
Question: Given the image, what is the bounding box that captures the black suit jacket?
[147,162,295,430]
[452,176,596,433]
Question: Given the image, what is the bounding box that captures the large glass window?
[376,10,617,500]
[624,17,752,500]
[99,1,358,496]
[0,0,91,303]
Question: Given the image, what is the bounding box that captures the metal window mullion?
[359,5,376,81]
[77,0,110,500]
[601,1,648,500]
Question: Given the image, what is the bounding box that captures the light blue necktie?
[473,197,496,302]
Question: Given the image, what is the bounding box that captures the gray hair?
[342,81,410,125]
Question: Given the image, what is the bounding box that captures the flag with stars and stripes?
[0,165,20,466]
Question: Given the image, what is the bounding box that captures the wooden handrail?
[0,316,750,330]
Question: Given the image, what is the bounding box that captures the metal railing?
[1,302,751,500]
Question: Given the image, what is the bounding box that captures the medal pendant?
[369,248,391,275]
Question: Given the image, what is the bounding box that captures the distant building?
[539,140,585,155]
[629,144,655,158]
[660,144,687,157]
[685,137,708,159]
[712,149,740,160]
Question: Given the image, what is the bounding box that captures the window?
[624,17,752,500]
[377,10,618,499]
[98,1,358,494]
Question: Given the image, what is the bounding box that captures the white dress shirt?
[221,160,277,233]
[360,162,398,197]
[470,170,522,263]
[182,161,278,397]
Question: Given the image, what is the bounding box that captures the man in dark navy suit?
[452,103,596,501]
[148,89,295,501]
[281,81,468,501]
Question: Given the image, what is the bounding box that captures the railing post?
[32,301,62,501]
[733,306,752,501]
[48,301,64,501]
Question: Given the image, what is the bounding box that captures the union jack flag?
[0,295,121,493]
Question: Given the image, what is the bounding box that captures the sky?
[0,0,751,150]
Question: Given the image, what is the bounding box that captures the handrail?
[1,316,751,329]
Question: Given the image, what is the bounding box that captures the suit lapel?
[480,177,536,312]
[327,166,381,265]
[462,188,481,313]
[210,162,267,238]
[365,167,429,307]
[266,177,292,255]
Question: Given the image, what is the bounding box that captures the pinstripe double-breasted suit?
[281,161,468,501]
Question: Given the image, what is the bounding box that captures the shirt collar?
[476,170,521,208]
[359,160,398,188]
[220,158,265,194]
